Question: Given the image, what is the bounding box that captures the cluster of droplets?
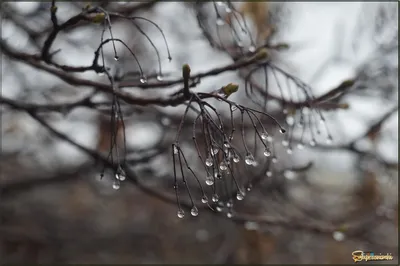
[112,166,126,190]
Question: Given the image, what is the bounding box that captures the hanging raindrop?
[233,154,240,163]
[173,145,179,154]
[280,128,286,134]
[297,143,304,150]
[327,135,333,144]
[223,141,230,148]
[272,157,278,163]
[139,76,147,84]
[244,153,255,165]
[214,172,222,179]
[156,74,163,81]
[219,161,228,171]
[212,194,219,202]
[205,157,213,167]
[246,184,253,191]
[266,171,273,177]
[177,209,185,218]
[227,211,233,218]
[266,136,273,142]
[287,148,293,154]
[282,140,289,147]
[261,132,268,140]
[205,174,214,186]
[263,149,271,157]
[236,191,244,200]
[226,200,233,208]
[112,180,120,190]
[211,147,219,156]
[114,56,119,61]
[201,195,208,204]
[225,7,232,13]
[190,206,199,217]
[231,105,238,111]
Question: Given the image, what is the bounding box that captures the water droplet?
[173,145,179,154]
[280,128,286,134]
[297,143,304,149]
[225,7,232,13]
[227,211,233,218]
[177,209,185,218]
[282,140,289,147]
[116,172,126,181]
[156,74,163,81]
[98,72,105,76]
[327,135,333,144]
[266,136,273,142]
[139,76,147,84]
[112,180,120,190]
[205,174,214,186]
[190,206,199,216]
[246,184,252,191]
[309,139,316,146]
[287,148,293,154]
[263,149,271,157]
[201,195,208,204]
[161,117,171,126]
[114,56,119,61]
[332,231,345,241]
[205,157,213,167]
[219,161,228,171]
[212,194,219,202]
[216,17,225,26]
[284,170,297,180]
[283,108,288,114]
[245,153,255,165]
[261,132,268,140]
[214,172,222,179]
[248,45,256,52]
[226,200,233,208]
[266,171,272,177]
[216,1,224,6]
[233,154,240,163]
[168,56,172,62]
[272,157,278,163]
[236,191,244,200]
[211,147,219,156]
[223,141,230,148]
[286,115,295,125]
[230,105,238,111]
[216,206,223,212]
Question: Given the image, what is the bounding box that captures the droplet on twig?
[245,153,255,165]
[205,157,213,167]
[205,174,214,186]
[177,209,185,218]
[191,206,199,217]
